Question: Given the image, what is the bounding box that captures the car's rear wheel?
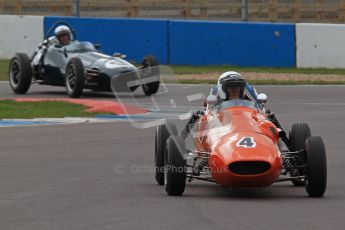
[141,55,160,96]
[155,123,178,185]
[165,135,187,196]
[9,53,32,94]
[65,58,85,98]
[289,123,311,186]
[304,136,327,197]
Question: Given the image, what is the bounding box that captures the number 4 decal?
[236,137,256,148]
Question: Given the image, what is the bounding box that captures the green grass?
[169,65,345,75]
[0,59,9,81]
[0,100,109,119]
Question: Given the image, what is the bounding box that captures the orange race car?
[154,94,327,197]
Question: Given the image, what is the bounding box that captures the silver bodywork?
[35,41,138,90]
[43,41,136,75]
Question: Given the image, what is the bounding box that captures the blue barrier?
[44,17,169,64]
[169,20,296,67]
[44,17,296,67]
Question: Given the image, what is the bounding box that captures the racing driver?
[209,71,258,103]
[54,25,72,46]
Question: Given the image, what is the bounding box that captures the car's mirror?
[207,95,218,106]
[55,44,62,48]
[257,93,268,104]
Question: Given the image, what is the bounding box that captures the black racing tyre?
[65,57,85,98]
[9,53,32,94]
[289,123,311,186]
[141,55,160,96]
[165,135,187,196]
[304,136,327,197]
[155,123,178,185]
[289,123,311,151]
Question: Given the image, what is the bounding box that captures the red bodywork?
[194,106,282,187]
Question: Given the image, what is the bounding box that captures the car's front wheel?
[155,123,178,185]
[65,58,85,98]
[165,135,187,196]
[304,136,327,197]
[9,53,32,94]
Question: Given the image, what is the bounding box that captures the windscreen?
[219,99,258,111]
[65,42,96,53]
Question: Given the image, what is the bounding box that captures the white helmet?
[217,71,246,100]
[54,25,71,37]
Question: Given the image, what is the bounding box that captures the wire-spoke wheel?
[65,58,85,98]
[9,53,32,94]
[289,123,311,186]
[10,61,20,87]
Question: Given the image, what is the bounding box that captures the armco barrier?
[44,17,169,64]
[0,15,43,59]
[169,20,296,67]
[296,23,345,68]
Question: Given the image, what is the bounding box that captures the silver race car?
[9,21,160,98]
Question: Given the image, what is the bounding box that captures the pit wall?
[1,15,344,68]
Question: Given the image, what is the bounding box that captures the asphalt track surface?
[0,82,345,229]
